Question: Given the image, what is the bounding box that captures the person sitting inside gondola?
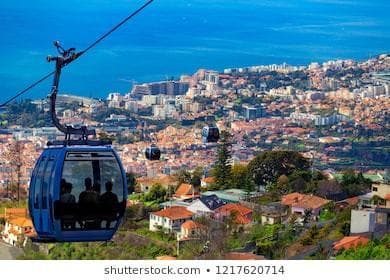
[60,178,67,195]
[60,182,76,229]
[99,181,119,229]
[60,182,76,204]
[78,177,99,229]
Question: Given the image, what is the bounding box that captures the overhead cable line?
[0,0,155,108]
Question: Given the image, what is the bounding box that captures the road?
[0,242,23,260]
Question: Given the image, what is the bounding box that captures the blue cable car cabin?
[202,126,220,143]
[28,145,127,242]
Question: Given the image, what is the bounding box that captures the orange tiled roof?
[216,203,253,224]
[384,194,390,200]
[235,215,252,225]
[281,192,304,206]
[344,196,360,205]
[175,183,195,197]
[216,203,253,216]
[3,208,27,218]
[8,217,33,228]
[333,236,370,251]
[282,193,330,209]
[181,220,204,230]
[152,206,194,220]
[202,177,215,184]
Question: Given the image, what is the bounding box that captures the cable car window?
[33,156,46,209]
[42,158,54,209]
[59,151,124,230]
[99,160,124,202]
[62,160,94,201]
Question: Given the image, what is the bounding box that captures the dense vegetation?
[210,144,371,200]
[0,100,49,128]
[336,234,390,260]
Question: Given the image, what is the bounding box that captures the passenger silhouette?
[60,182,76,230]
[60,179,67,195]
[100,181,119,229]
[60,182,76,204]
[79,178,98,204]
[78,177,99,229]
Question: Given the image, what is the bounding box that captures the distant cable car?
[28,43,127,242]
[145,144,161,161]
[202,126,220,143]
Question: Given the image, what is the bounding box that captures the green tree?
[175,167,203,187]
[175,169,192,185]
[251,224,285,259]
[212,131,232,189]
[191,166,204,187]
[126,172,137,194]
[248,151,310,186]
[341,169,371,196]
[229,164,254,193]
[336,234,390,260]
[143,183,167,203]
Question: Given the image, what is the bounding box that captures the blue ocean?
[0,0,389,100]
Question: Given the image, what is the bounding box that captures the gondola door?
[30,152,55,235]
[40,154,55,233]
[30,155,46,233]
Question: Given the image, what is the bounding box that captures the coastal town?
[0,54,389,260]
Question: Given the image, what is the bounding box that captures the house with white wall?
[2,216,35,247]
[149,206,194,233]
[186,195,225,216]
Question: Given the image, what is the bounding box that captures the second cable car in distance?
[145,144,161,161]
[28,42,127,242]
[202,125,220,143]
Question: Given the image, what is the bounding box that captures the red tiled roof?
[215,203,253,224]
[344,196,360,205]
[384,194,390,201]
[3,208,27,219]
[217,203,252,216]
[333,236,370,251]
[175,183,198,198]
[235,215,252,225]
[8,217,33,228]
[282,192,330,209]
[202,177,215,184]
[281,192,304,206]
[181,220,204,230]
[152,206,194,220]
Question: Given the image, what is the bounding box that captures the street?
[0,242,23,260]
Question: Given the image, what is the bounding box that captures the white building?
[1,217,34,247]
[350,209,376,234]
[149,206,194,233]
[186,195,225,216]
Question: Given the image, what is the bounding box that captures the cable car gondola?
[30,144,127,242]
[28,43,127,242]
[202,125,220,143]
[145,144,161,161]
